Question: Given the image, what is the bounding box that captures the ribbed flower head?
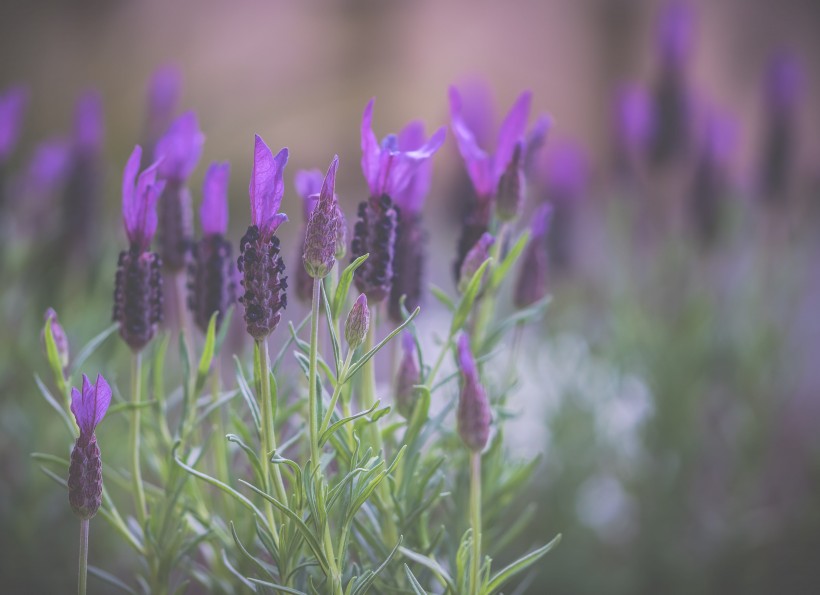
[115,146,165,351]
[495,142,525,222]
[189,162,236,333]
[238,136,289,340]
[514,204,552,309]
[68,374,111,520]
[303,156,341,279]
[351,193,397,303]
[458,232,494,294]
[0,85,28,162]
[395,332,420,419]
[456,334,491,452]
[155,111,204,183]
[344,293,370,350]
[41,308,70,372]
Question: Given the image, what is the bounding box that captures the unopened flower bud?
[395,332,420,419]
[303,156,341,279]
[41,308,69,372]
[495,142,524,222]
[456,334,491,452]
[458,232,494,294]
[345,294,370,349]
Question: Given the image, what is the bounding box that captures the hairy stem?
[470,451,483,595]
[130,351,147,524]
[78,519,89,595]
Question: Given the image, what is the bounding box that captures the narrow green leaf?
[483,296,551,351]
[220,549,258,591]
[70,323,119,377]
[234,356,262,435]
[196,312,218,386]
[34,374,75,437]
[347,307,420,379]
[350,536,403,595]
[333,253,369,321]
[429,284,455,312]
[226,434,265,487]
[87,565,137,594]
[229,521,277,579]
[403,564,428,595]
[214,306,234,354]
[273,314,309,372]
[484,534,562,594]
[451,258,492,335]
[319,400,381,446]
[321,281,342,374]
[248,578,308,595]
[43,319,67,397]
[398,547,456,592]
[489,230,529,290]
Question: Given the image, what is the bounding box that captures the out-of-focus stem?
[308,278,322,467]
[78,519,89,595]
[257,339,286,545]
[469,451,483,595]
[130,351,147,524]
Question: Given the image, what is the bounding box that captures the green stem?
[78,519,89,595]
[308,278,322,467]
[211,364,231,504]
[257,339,286,545]
[130,351,148,524]
[469,451,482,595]
[425,334,452,389]
[320,349,355,433]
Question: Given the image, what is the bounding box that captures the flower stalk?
[78,518,89,595]
[130,351,148,523]
[469,451,482,595]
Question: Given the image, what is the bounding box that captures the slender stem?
[174,271,191,349]
[425,334,452,389]
[78,519,89,595]
[469,451,482,595]
[211,364,231,505]
[130,351,147,524]
[320,349,355,433]
[308,278,322,467]
[257,339,287,544]
[360,322,380,450]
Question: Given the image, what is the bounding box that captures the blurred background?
[1,0,819,592]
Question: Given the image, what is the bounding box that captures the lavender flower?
[303,156,341,279]
[614,83,654,166]
[41,307,70,373]
[68,374,111,520]
[345,293,370,350]
[495,142,524,222]
[514,204,552,309]
[237,135,289,341]
[458,232,494,294]
[0,85,28,163]
[395,332,420,419]
[352,99,445,304]
[154,111,204,271]
[388,120,441,322]
[293,169,323,303]
[449,86,531,281]
[456,334,491,452]
[113,146,165,352]
[143,65,182,161]
[188,162,236,333]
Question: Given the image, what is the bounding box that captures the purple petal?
[249,135,288,234]
[294,169,324,218]
[73,90,104,157]
[0,85,29,161]
[70,373,111,435]
[457,333,477,380]
[530,203,554,238]
[492,90,532,183]
[389,126,446,207]
[449,87,493,197]
[123,145,164,248]
[320,155,339,208]
[360,98,381,196]
[201,161,230,235]
[455,79,496,148]
[121,146,143,237]
[262,212,288,234]
[155,111,205,181]
[398,121,426,151]
[523,114,553,172]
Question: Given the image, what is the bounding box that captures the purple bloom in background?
[20,138,72,199]
[113,146,165,352]
[456,333,491,452]
[73,91,104,158]
[614,84,654,162]
[188,162,236,333]
[154,111,204,272]
[522,115,553,176]
[67,374,111,520]
[0,85,28,163]
[238,135,289,340]
[293,169,324,303]
[395,332,420,419]
[303,156,342,279]
[657,1,693,69]
[514,203,553,309]
[353,99,443,304]
[143,65,182,158]
[458,232,494,294]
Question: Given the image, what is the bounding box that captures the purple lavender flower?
[0,85,28,163]
[449,86,531,282]
[657,1,693,69]
[293,169,324,303]
[395,332,420,419]
[388,120,441,322]
[458,232,494,294]
[41,307,70,373]
[303,156,341,279]
[154,111,204,271]
[514,204,553,309]
[353,99,444,304]
[73,91,104,158]
[614,84,654,163]
[113,146,165,352]
[237,135,289,341]
[188,162,236,333]
[456,333,491,452]
[345,293,370,349]
[495,142,525,222]
[143,65,182,160]
[68,374,111,520]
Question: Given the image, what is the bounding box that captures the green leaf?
[248,578,308,595]
[107,400,157,415]
[484,534,561,594]
[214,305,234,354]
[349,536,403,595]
[347,307,420,379]
[273,314,309,372]
[333,253,369,321]
[195,312,218,390]
[398,547,455,593]
[42,318,67,397]
[451,258,492,335]
[87,565,137,594]
[429,284,455,312]
[483,296,551,352]
[69,322,118,377]
[489,230,529,290]
[321,281,342,374]
[402,385,431,446]
[226,433,265,488]
[319,400,382,446]
[234,355,262,435]
[403,564,428,595]
[220,549,258,591]
[229,521,277,579]
[34,374,75,437]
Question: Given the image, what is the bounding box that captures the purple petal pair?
[68,374,111,520]
[238,135,289,341]
[113,146,165,352]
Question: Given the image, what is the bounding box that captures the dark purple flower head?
[201,161,230,236]
[295,169,323,219]
[615,84,654,155]
[765,50,804,114]
[122,145,166,251]
[345,293,370,349]
[155,111,204,182]
[458,232,494,294]
[395,331,420,419]
[657,1,694,69]
[73,90,104,157]
[0,85,28,162]
[360,98,445,200]
[456,333,491,452]
[303,155,341,279]
[449,86,531,200]
[41,307,70,372]
[70,373,111,439]
[249,134,289,238]
[542,141,589,204]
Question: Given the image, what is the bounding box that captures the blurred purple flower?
[360,98,445,200]
[41,307,70,373]
[23,138,72,197]
[765,50,804,114]
[615,84,654,156]
[295,169,323,219]
[73,90,104,157]
[522,115,553,175]
[456,333,491,452]
[249,134,288,237]
[395,331,420,419]
[458,232,494,294]
[657,1,694,69]
[391,120,437,215]
[543,141,590,203]
[155,111,204,182]
[0,85,28,162]
[514,203,553,309]
[345,293,370,349]
[122,145,166,251]
[145,65,182,147]
[201,161,230,236]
